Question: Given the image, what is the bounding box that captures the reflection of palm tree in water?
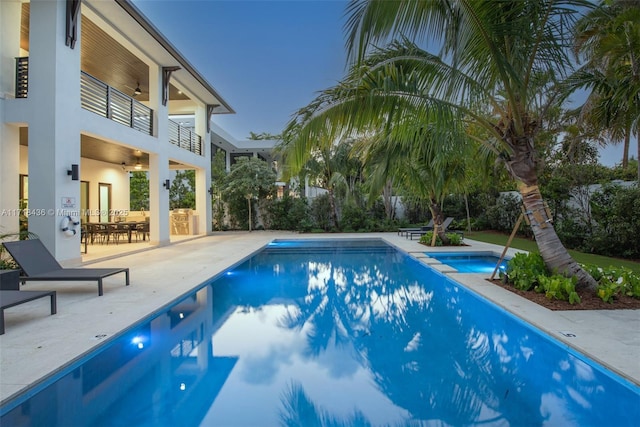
[280,261,367,360]
[277,253,544,425]
[359,279,544,425]
[278,381,372,427]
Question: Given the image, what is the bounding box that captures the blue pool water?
[426,251,509,273]
[1,239,638,426]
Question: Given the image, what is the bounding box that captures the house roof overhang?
[84,0,235,114]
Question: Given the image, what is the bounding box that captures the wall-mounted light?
[208,187,214,196]
[133,82,142,96]
[163,179,170,190]
[134,159,142,170]
[67,164,79,181]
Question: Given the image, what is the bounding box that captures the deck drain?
[558,331,577,338]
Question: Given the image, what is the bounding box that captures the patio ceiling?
[20,3,190,103]
[19,129,187,170]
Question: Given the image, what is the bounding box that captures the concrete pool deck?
[1,231,638,406]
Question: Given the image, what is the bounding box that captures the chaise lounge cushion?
[2,239,129,296]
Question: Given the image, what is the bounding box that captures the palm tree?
[569,0,640,180]
[284,0,598,290]
[355,123,470,244]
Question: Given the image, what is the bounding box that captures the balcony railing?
[14,58,201,155]
[15,57,29,98]
[81,72,153,136]
[168,120,203,156]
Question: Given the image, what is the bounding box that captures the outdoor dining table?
[85,222,146,244]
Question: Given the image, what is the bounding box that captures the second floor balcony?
[14,58,204,157]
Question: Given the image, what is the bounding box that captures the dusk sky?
[132,0,635,167]
[133,0,349,140]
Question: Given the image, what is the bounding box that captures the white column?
[0,125,20,234]
[148,65,170,245]
[194,168,210,234]
[148,151,170,246]
[1,1,25,234]
[27,0,82,261]
[194,104,211,234]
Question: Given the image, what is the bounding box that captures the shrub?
[589,183,640,259]
[503,252,547,291]
[535,274,581,304]
[418,232,465,246]
[476,193,529,236]
[340,202,367,231]
[263,194,309,231]
[554,206,591,251]
[309,194,334,231]
[582,264,640,302]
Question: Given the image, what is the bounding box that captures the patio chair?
[408,217,455,240]
[397,219,434,237]
[134,222,150,242]
[0,290,57,334]
[2,239,130,296]
[108,223,130,244]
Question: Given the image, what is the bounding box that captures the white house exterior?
[1,0,237,262]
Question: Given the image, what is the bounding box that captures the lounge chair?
[398,219,434,237]
[2,239,130,296]
[408,217,454,240]
[0,290,57,334]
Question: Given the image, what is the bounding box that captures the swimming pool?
[426,251,509,273]
[1,239,638,426]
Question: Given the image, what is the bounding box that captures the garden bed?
[488,279,640,311]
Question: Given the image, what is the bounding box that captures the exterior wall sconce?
[133,82,142,96]
[163,179,170,190]
[208,187,214,196]
[134,160,142,170]
[67,164,79,181]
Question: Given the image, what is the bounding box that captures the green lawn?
[466,231,640,274]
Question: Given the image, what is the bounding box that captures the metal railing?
[168,119,203,156]
[81,72,153,135]
[15,57,29,98]
[14,58,201,155]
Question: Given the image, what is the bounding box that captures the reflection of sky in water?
[204,305,408,426]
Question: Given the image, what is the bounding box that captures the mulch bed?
[488,279,640,311]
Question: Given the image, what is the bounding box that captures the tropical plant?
[211,149,228,231]
[262,193,310,231]
[581,263,640,302]
[418,231,464,247]
[129,171,149,211]
[221,157,276,231]
[0,229,38,269]
[283,0,599,290]
[536,274,581,304]
[589,183,640,258]
[169,170,195,209]
[568,0,640,180]
[503,252,548,291]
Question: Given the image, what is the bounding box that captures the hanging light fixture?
[134,159,142,170]
[133,82,142,96]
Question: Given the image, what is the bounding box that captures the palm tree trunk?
[519,184,597,291]
[622,121,630,168]
[637,135,640,184]
[429,201,450,245]
[327,187,339,229]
